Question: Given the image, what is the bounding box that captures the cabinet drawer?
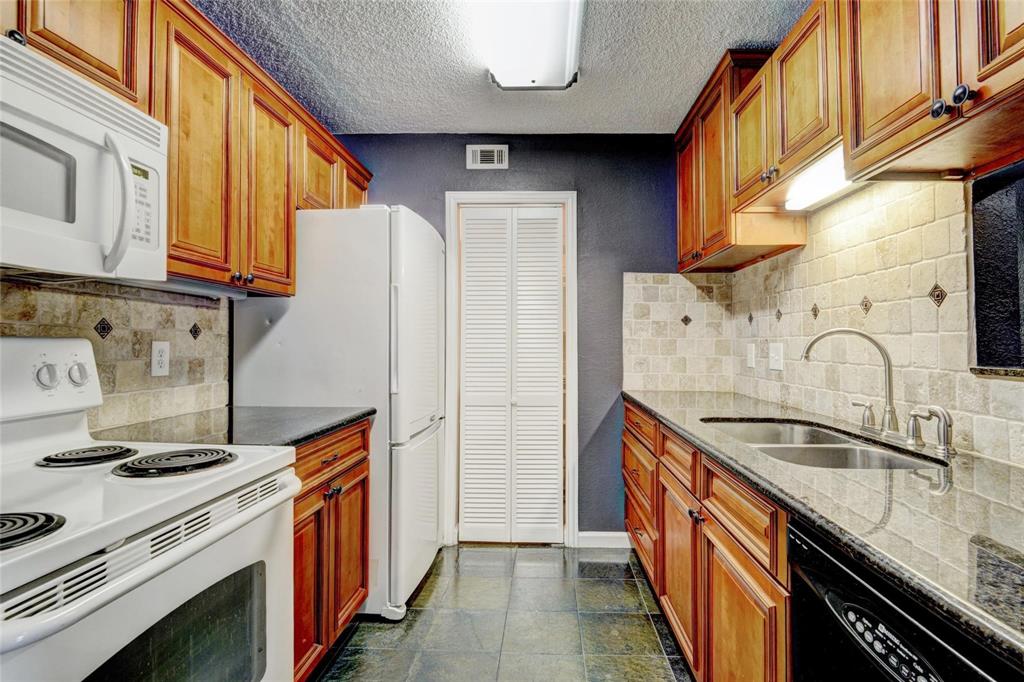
[625,485,657,584]
[622,429,657,513]
[659,428,700,495]
[701,457,787,583]
[624,402,658,450]
[295,420,370,493]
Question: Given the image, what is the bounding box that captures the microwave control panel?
[130,163,158,249]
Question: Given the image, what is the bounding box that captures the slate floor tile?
[650,614,682,657]
[410,573,451,608]
[508,578,576,611]
[513,547,576,578]
[579,612,663,655]
[346,608,434,650]
[454,546,517,576]
[501,611,582,655]
[429,546,458,577]
[585,655,675,681]
[667,656,697,682]
[320,648,417,680]
[441,576,512,610]
[575,579,645,612]
[637,574,661,614]
[408,651,499,681]
[422,609,505,652]
[497,653,586,681]
[576,548,635,579]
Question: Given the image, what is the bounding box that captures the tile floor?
[315,545,695,681]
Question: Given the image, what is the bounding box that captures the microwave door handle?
[102,133,135,272]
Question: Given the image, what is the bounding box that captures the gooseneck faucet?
[801,328,899,437]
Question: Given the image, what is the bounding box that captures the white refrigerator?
[233,205,444,620]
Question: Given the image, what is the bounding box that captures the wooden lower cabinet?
[292,420,371,682]
[658,466,703,679]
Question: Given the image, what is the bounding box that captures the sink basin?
[705,421,851,445]
[754,445,942,470]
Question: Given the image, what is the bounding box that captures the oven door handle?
[0,473,300,654]
[102,132,136,273]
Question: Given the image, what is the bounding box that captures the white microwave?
[0,38,167,281]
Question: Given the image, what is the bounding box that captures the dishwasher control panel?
[828,593,942,682]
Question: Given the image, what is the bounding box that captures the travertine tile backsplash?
[1,279,229,438]
[625,180,1024,465]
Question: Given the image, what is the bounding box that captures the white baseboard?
[574,531,631,549]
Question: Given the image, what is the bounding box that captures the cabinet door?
[241,76,296,295]
[155,3,241,285]
[658,467,702,678]
[840,0,958,176]
[695,81,730,257]
[702,515,788,682]
[343,166,368,208]
[8,0,151,111]
[298,126,342,209]
[959,0,1024,115]
[328,458,370,639]
[731,64,773,208]
[773,0,840,177]
[293,485,330,682]
[676,129,700,271]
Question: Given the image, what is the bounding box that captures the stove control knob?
[67,362,89,387]
[35,362,59,390]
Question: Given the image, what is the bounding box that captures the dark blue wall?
[340,134,676,531]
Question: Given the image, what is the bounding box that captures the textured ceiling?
[193,0,810,134]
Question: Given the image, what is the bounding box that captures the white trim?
[575,531,632,549]
[444,191,580,547]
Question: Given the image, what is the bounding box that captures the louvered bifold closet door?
[459,207,513,541]
[511,207,564,543]
[459,205,564,544]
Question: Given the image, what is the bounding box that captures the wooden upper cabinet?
[731,63,773,207]
[695,81,731,257]
[154,2,241,286]
[343,166,369,208]
[959,0,1024,115]
[676,129,700,270]
[298,126,343,209]
[839,0,959,177]
[241,76,296,295]
[772,0,840,177]
[4,0,152,111]
[702,515,789,682]
[658,466,703,680]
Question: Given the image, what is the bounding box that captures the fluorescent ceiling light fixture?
[784,147,852,211]
[469,0,585,90]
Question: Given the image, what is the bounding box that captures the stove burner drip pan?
[0,512,66,551]
[112,448,238,478]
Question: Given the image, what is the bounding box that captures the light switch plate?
[746,343,756,368]
[769,342,784,371]
[151,341,170,377]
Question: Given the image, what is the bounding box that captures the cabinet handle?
[687,508,705,524]
[759,171,769,183]
[633,526,644,537]
[232,271,243,282]
[768,165,778,178]
[245,272,255,284]
[631,419,642,427]
[324,484,343,500]
[951,83,977,106]
[930,99,953,119]
[630,468,640,477]
[6,29,27,45]
[321,453,340,465]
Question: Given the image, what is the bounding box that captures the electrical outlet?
[769,342,784,371]
[151,341,170,377]
[746,343,756,368]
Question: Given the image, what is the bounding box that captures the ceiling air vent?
[466,144,508,170]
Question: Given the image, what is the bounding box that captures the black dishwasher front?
[788,520,1023,682]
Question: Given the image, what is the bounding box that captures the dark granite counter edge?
[970,366,1024,379]
[234,407,378,447]
[621,390,1024,668]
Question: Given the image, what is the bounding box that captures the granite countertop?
[228,406,376,447]
[622,390,1024,667]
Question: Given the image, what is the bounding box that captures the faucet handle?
[851,400,876,429]
[911,405,957,458]
[906,411,927,448]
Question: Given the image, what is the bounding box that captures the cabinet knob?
[687,508,705,524]
[951,83,977,106]
[6,30,27,46]
[759,171,769,183]
[232,271,243,282]
[768,165,779,178]
[245,272,255,284]
[930,99,953,119]
[633,526,644,537]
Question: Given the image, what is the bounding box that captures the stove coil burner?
[36,445,139,468]
[0,512,66,551]
[112,448,238,478]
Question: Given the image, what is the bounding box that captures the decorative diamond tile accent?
[93,317,113,340]
[811,303,820,319]
[747,312,754,325]
[189,323,202,340]
[681,315,692,326]
[775,309,783,322]
[860,296,873,315]
[929,282,947,307]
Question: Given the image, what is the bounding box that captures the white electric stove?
[0,337,300,681]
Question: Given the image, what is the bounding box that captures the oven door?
[0,474,297,682]
[0,40,167,281]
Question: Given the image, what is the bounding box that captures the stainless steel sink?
[703,419,942,470]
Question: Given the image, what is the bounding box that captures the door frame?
[444,191,579,547]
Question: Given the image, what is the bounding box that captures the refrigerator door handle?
[390,283,399,394]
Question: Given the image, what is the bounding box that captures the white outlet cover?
[746,343,756,368]
[151,341,170,377]
[769,342,784,371]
